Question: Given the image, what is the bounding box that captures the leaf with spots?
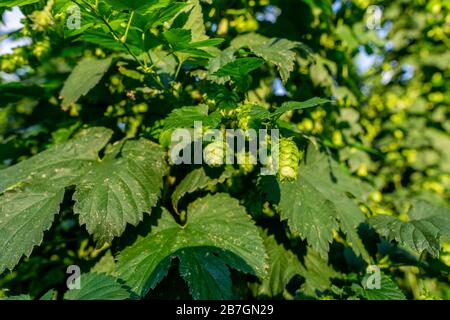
[73,139,167,245]
[277,144,372,262]
[231,33,298,83]
[178,247,234,299]
[64,273,131,300]
[115,194,267,298]
[370,200,450,257]
[0,127,113,274]
[60,58,112,109]
[0,127,113,193]
[352,274,406,300]
[0,186,63,274]
[257,233,304,298]
[171,167,232,213]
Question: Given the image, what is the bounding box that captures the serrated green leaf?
[163,28,193,50]
[271,97,331,119]
[213,58,265,79]
[370,200,450,257]
[163,104,221,129]
[180,0,208,41]
[0,186,64,274]
[178,247,233,299]
[258,233,304,298]
[0,127,112,274]
[279,180,338,258]
[164,28,223,60]
[231,33,297,83]
[171,167,231,213]
[277,144,372,261]
[64,273,130,300]
[352,274,406,300]
[60,58,112,109]
[206,48,236,84]
[0,127,113,193]
[298,248,342,297]
[73,139,167,244]
[116,194,267,298]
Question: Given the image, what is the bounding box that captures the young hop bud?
[278,138,303,182]
[29,0,55,32]
[203,140,226,167]
[32,39,50,59]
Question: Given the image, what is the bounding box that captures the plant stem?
[175,56,184,80]
[121,11,135,44]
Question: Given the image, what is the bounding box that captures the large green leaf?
[64,273,131,300]
[213,58,265,79]
[60,58,112,109]
[0,186,64,274]
[0,127,112,274]
[231,33,298,83]
[179,0,208,41]
[178,247,233,299]
[296,248,342,297]
[0,127,113,193]
[277,144,372,261]
[163,104,221,129]
[271,97,331,119]
[257,233,304,298]
[352,274,406,300]
[171,167,231,213]
[115,194,267,298]
[370,200,450,257]
[73,139,167,244]
[206,48,237,84]
[163,29,223,52]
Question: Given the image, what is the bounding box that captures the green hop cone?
[33,39,50,59]
[278,138,302,182]
[203,140,226,167]
[28,0,55,31]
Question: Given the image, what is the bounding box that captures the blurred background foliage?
[0,0,449,299]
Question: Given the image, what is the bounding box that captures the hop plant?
[32,38,51,59]
[28,0,55,31]
[203,140,226,167]
[277,138,303,182]
[1,48,28,73]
